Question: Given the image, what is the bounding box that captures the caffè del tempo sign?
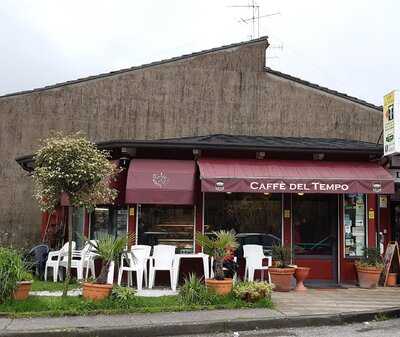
[383,90,400,156]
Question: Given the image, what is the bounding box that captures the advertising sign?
[384,90,400,156]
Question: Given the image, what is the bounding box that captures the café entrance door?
[292,194,338,283]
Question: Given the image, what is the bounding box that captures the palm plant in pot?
[82,233,133,301]
[196,230,238,295]
[355,247,383,289]
[269,245,295,292]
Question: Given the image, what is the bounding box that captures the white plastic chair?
[243,244,272,282]
[118,248,148,290]
[131,245,151,287]
[148,245,176,289]
[44,241,76,282]
[59,241,96,281]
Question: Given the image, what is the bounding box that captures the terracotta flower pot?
[294,267,310,291]
[12,281,32,300]
[356,266,382,289]
[205,278,233,295]
[269,267,295,292]
[387,273,397,287]
[83,282,113,301]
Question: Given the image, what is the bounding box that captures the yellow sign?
[284,209,291,218]
[129,208,135,216]
[383,90,398,155]
[368,209,375,220]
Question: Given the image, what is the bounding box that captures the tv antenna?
[228,1,280,39]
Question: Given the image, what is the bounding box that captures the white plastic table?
[172,253,209,291]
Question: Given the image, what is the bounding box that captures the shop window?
[90,206,128,239]
[292,194,338,256]
[72,207,84,248]
[137,205,194,253]
[344,194,366,257]
[204,193,282,255]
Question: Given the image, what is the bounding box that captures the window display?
[138,205,194,253]
[90,206,128,239]
[344,194,366,257]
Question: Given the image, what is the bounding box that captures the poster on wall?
[383,90,400,156]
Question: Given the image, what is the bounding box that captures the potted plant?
[269,245,295,292]
[196,230,238,295]
[82,233,132,301]
[0,247,33,302]
[13,270,33,301]
[355,247,384,289]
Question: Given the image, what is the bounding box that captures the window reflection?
[204,193,282,255]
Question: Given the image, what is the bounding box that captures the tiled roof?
[16,134,382,171]
[97,134,382,153]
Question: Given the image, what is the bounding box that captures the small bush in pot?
[233,281,274,302]
[0,247,33,302]
[178,273,217,305]
[196,230,238,295]
[269,245,295,292]
[82,233,133,301]
[355,247,384,289]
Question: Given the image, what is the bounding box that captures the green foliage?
[0,293,273,318]
[31,279,80,292]
[356,247,384,269]
[178,273,217,306]
[111,286,136,308]
[271,245,292,268]
[0,248,30,302]
[32,132,120,212]
[84,233,134,284]
[233,281,274,303]
[196,230,238,280]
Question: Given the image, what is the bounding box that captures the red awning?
[198,158,394,194]
[125,159,196,204]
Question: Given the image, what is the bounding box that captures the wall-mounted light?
[297,192,304,196]
[313,153,325,160]
[256,151,266,160]
[226,192,232,194]
[119,156,130,168]
[263,192,270,195]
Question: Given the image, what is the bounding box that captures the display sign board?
[381,242,400,286]
[383,90,400,156]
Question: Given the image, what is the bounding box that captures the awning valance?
[198,158,394,194]
[125,159,196,204]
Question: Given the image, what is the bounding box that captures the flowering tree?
[32,132,120,295]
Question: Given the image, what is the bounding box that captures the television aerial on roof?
[228,0,280,39]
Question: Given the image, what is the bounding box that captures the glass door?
[292,194,338,282]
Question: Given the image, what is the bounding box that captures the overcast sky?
[0,0,398,105]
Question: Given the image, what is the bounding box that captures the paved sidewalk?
[1,287,400,336]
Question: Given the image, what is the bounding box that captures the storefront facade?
[18,134,394,284]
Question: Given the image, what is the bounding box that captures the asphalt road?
[166,318,400,337]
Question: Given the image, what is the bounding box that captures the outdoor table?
[172,253,209,291]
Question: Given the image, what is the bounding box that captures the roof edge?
[265,67,382,111]
[1,36,269,99]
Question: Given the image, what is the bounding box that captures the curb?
[1,308,400,337]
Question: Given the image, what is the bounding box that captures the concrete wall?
[0,39,382,247]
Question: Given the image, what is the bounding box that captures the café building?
[18,134,394,284]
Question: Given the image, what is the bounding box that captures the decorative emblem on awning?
[152,172,169,188]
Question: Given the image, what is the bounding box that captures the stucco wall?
[0,39,382,247]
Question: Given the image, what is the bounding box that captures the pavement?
[163,318,400,337]
[1,287,400,336]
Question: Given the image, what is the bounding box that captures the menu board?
[116,208,128,237]
[344,194,366,257]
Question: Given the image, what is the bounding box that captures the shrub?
[356,247,384,269]
[111,286,136,308]
[0,248,30,302]
[178,273,217,305]
[233,281,273,303]
[271,245,292,268]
